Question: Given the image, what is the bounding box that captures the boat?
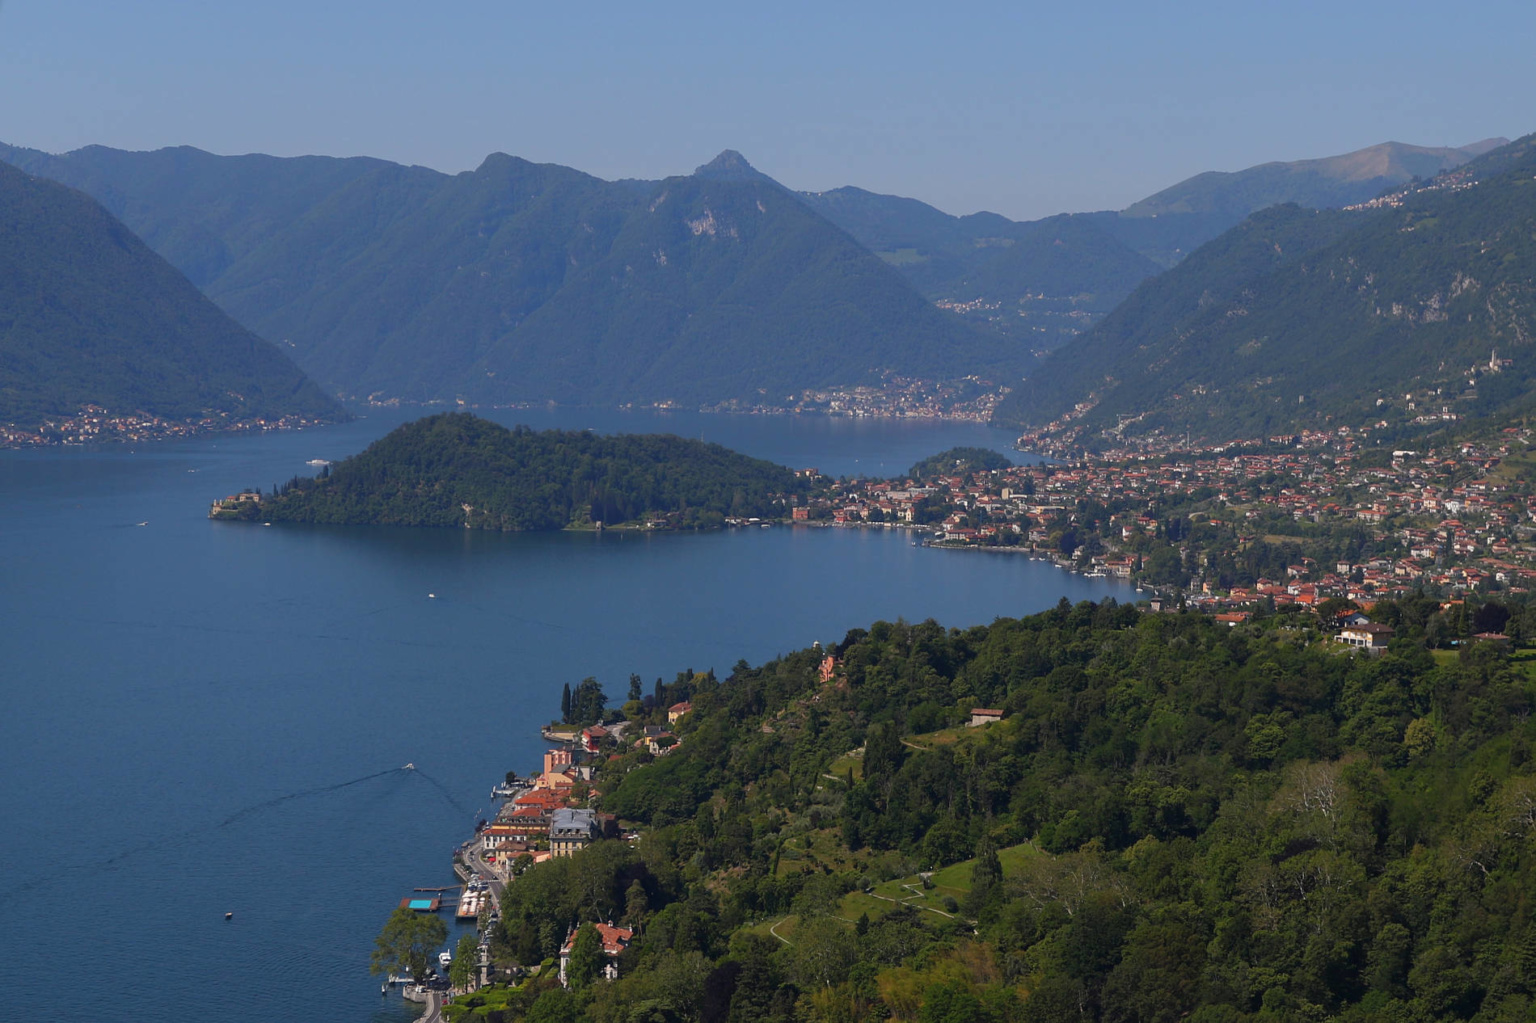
[439,950,453,970]
[306,458,332,467]
[402,763,415,770]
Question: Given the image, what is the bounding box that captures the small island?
[210,413,817,531]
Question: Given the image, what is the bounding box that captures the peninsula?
[211,413,815,530]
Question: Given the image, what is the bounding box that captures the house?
[646,732,678,756]
[968,708,1004,727]
[1340,623,1394,655]
[1213,612,1250,627]
[559,922,634,986]
[549,808,601,857]
[1335,611,1370,628]
[819,655,837,683]
[581,725,609,754]
[667,701,692,724]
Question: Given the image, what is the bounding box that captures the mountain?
[0,144,1016,406]
[465,171,1007,405]
[800,188,1163,350]
[217,412,813,529]
[0,142,390,289]
[992,134,1536,444]
[1123,138,1506,221]
[0,161,341,429]
[801,138,1504,350]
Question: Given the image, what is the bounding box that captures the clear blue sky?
[2,0,1529,220]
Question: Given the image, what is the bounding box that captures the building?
[549,808,600,857]
[559,922,634,986]
[969,708,1004,727]
[667,701,692,724]
[1340,622,1394,655]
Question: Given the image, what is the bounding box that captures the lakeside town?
[381,697,702,1018]
[0,403,336,448]
[787,423,1536,615]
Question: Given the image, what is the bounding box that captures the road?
[460,838,506,904]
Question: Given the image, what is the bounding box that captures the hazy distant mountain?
[800,189,1163,351]
[1123,138,1507,221]
[993,135,1536,444]
[799,137,1504,353]
[0,144,1017,405]
[0,161,341,428]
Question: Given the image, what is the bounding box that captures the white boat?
[439,951,453,970]
[306,458,332,467]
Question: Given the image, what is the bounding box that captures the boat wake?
[408,766,472,818]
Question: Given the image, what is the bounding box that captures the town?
[0,403,334,448]
[792,423,1536,614]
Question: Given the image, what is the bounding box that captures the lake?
[0,408,1129,1022]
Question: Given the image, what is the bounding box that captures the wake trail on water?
[215,767,402,830]
[0,767,414,913]
[409,766,473,818]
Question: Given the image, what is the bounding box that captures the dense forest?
[467,598,1536,1023]
[224,413,811,530]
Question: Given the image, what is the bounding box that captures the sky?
[1,0,1530,221]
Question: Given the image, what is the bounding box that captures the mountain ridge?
[0,160,342,430]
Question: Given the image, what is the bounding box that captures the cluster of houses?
[479,703,696,878]
[801,426,1536,602]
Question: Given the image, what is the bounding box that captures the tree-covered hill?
[0,161,342,428]
[221,413,811,529]
[908,446,1013,479]
[486,598,1536,1022]
[994,134,1536,444]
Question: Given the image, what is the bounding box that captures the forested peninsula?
[213,413,813,530]
[470,597,1536,1023]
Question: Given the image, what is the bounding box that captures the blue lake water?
[0,408,1129,1022]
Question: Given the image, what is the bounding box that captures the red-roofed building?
[559,922,634,985]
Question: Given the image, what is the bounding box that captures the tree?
[561,682,572,724]
[370,907,447,982]
[625,879,650,926]
[570,677,608,727]
[965,833,1004,915]
[449,932,478,990]
[628,673,644,702]
[566,922,604,988]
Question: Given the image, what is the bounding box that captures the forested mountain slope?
[0,161,340,428]
[994,134,1536,444]
[480,598,1536,1022]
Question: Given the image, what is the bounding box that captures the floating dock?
[399,895,442,912]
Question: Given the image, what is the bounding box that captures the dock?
[457,886,488,921]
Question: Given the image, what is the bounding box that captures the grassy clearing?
[836,841,1043,921]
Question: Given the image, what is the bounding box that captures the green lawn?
[837,841,1043,921]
